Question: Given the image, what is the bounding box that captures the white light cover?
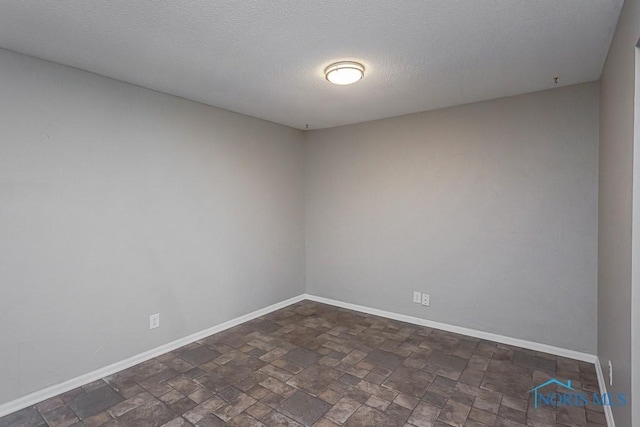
[325,61,365,85]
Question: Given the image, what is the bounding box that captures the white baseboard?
[304,294,598,364]
[0,294,306,419]
[594,357,615,427]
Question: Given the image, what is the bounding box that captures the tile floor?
[0,301,606,427]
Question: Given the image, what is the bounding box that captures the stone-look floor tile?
[278,391,332,426]
[287,365,341,396]
[282,347,320,368]
[428,350,469,371]
[458,368,485,387]
[183,396,227,424]
[557,404,587,427]
[345,366,370,379]
[35,396,66,413]
[272,358,305,374]
[161,417,192,427]
[501,395,528,412]
[246,385,271,401]
[235,372,270,393]
[481,371,532,400]
[468,355,491,371]
[324,397,361,424]
[107,391,155,417]
[384,402,412,425]
[512,351,556,373]
[494,416,527,426]
[421,391,448,408]
[526,405,556,427]
[585,408,606,425]
[312,418,339,427]
[363,349,404,370]
[213,393,256,422]
[498,405,527,424]
[59,388,87,403]
[40,405,79,427]
[341,350,368,366]
[259,364,294,382]
[194,414,227,426]
[317,389,342,405]
[473,397,500,414]
[339,373,361,386]
[406,402,440,427]
[467,407,497,425]
[393,393,419,410]
[139,369,181,397]
[163,357,196,374]
[117,399,176,427]
[160,390,186,405]
[119,384,146,399]
[383,366,434,398]
[169,397,198,415]
[356,379,397,402]
[167,376,202,396]
[83,379,109,393]
[262,411,304,427]
[82,411,113,427]
[365,394,390,411]
[260,376,296,397]
[455,382,502,404]
[449,390,474,406]
[228,413,265,427]
[259,391,287,409]
[259,348,289,363]
[362,371,387,385]
[344,405,393,427]
[178,345,220,367]
[437,400,471,427]
[245,402,272,420]
[67,384,124,419]
[188,388,214,404]
[218,386,243,403]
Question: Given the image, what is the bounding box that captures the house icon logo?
[529,379,574,408]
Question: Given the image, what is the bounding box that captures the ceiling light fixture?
[325,61,365,85]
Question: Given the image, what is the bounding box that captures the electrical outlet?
[413,291,422,303]
[149,313,160,330]
[608,360,613,386]
[422,293,430,306]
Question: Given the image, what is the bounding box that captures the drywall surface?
[0,48,305,404]
[305,83,598,354]
[599,0,640,424]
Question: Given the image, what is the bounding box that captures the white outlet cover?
[413,291,421,303]
[422,294,430,306]
[150,313,160,330]
[608,360,613,386]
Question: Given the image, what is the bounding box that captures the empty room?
[0,1,638,427]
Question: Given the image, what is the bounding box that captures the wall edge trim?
[594,357,616,427]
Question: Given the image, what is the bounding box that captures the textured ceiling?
[0,1,623,129]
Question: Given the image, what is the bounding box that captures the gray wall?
[305,83,599,354]
[0,48,305,404]
[599,0,640,424]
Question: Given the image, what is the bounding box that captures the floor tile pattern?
[0,301,605,426]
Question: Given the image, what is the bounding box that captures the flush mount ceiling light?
[325,61,365,85]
